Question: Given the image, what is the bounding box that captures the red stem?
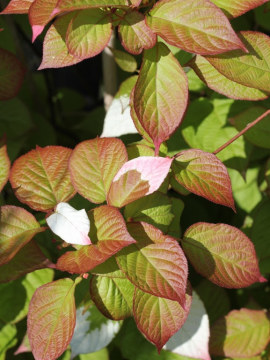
[213,109,270,155]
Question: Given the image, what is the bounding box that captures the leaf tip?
[259,275,267,283]
[31,25,44,42]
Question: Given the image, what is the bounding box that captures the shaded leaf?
[182,222,265,288]
[133,42,188,151]
[0,205,45,266]
[69,137,127,203]
[0,48,25,100]
[118,10,156,55]
[209,308,270,357]
[0,321,17,359]
[110,48,137,72]
[117,222,188,305]
[0,0,33,14]
[133,285,192,352]
[0,141,10,192]
[28,278,77,360]
[10,145,76,212]
[210,0,268,18]
[56,205,135,274]
[205,31,270,93]
[172,149,235,210]
[147,0,246,55]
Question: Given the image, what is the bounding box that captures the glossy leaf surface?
[28,278,77,360]
[133,285,192,352]
[0,141,10,192]
[209,308,270,357]
[147,0,246,55]
[69,137,127,203]
[117,222,188,305]
[206,31,270,93]
[172,149,235,210]
[10,145,76,211]
[56,205,135,274]
[182,223,265,288]
[118,10,156,55]
[210,0,268,18]
[1,0,34,13]
[0,206,45,266]
[133,42,188,150]
[0,48,25,100]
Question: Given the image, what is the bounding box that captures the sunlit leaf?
[46,202,91,245]
[117,222,188,305]
[56,205,135,274]
[133,285,192,352]
[0,206,45,266]
[110,48,137,72]
[0,321,17,359]
[10,145,76,212]
[0,140,10,192]
[0,0,34,14]
[133,42,188,151]
[147,0,246,55]
[164,291,211,360]
[209,308,270,357]
[69,137,127,203]
[205,31,270,93]
[28,278,77,360]
[56,0,130,12]
[0,48,25,100]
[189,55,268,100]
[172,149,235,210]
[210,0,268,18]
[182,222,266,288]
[118,10,156,55]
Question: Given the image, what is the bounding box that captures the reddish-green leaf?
[0,206,45,266]
[0,48,25,100]
[28,0,59,41]
[69,138,127,203]
[189,55,268,100]
[56,205,135,274]
[172,149,235,210]
[210,0,268,18]
[28,278,77,360]
[133,285,192,352]
[0,241,52,283]
[118,10,156,55]
[110,48,137,73]
[39,12,82,70]
[182,223,266,288]
[133,42,188,151]
[1,0,34,14]
[56,0,130,12]
[0,141,10,192]
[209,308,270,357]
[147,0,246,55]
[66,9,112,60]
[90,274,135,320]
[107,156,173,207]
[117,222,188,305]
[10,145,76,212]
[205,31,270,93]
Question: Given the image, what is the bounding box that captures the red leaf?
[1,0,34,14]
[172,149,235,210]
[10,145,76,212]
[56,205,135,274]
[133,284,192,352]
[0,140,10,192]
[27,278,77,360]
[182,222,266,288]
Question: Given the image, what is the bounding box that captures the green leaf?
[0,48,25,100]
[56,205,135,274]
[66,9,112,59]
[110,48,137,72]
[133,42,188,151]
[209,308,270,357]
[189,55,268,100]
[0,205,45,266]
[147,0,246,55]
[77,348,109,360]
[28,278,77,360]
[210,0,268,18]
[10,146,76,211]
[69,137,127,203]
[118,10,156,55]
[172,149,235,210]
[57,0,130,12]
[0,321,17,360]
[124,192,174,233]
[117,222,188,305]
[205,31,270,93]
[167,197,184,238]
[0,268,54,324]
[0,142,10,192]
[182,222,265,288]
[133,285,192,352]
